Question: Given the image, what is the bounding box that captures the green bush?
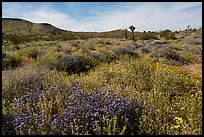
[151,49,199,65]
[160,30,177,40]
[138,32,158,40]
[96,52,117,63]
[2,54,22,70]
[178,52,196,65]
[27,48,39,59]
[3,34,32,44]
[37,52,63,70]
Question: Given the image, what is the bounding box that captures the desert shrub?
[185,46,202,56]
[2,113,16,135]
[148,41,163,47]
[96,52,117,63]
[22,47,40,59]
[2,53,22,70]
[12,87,145,135]
[105,41,112,45]
[2,52,7,59]
[138,32,158,40]
[126,59,155,92]
[89,44,97,50]
[184,35,202,46]
[40,49,48,55]
[37,52,63,70]
[139,47,151,54]
[66,47,78,53]
[115,47,138,58]
[86,51,102,59]
[151,48,199,65]
[3,34,32,44]
[154,65,197,96]
[153,44,180,51]
[165,50,180,61]
[71,41,80,48]
[14,45,20,50]
[2,70,45,102]
[160,30,177,40]
[56,54,97,74]
[153,44,166,49]
[178,52,196,64]
[125,59,201,134]
[150,48,180,62]
[139,91,202,135]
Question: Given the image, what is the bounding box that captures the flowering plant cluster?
[56,54,97,74]
[12,86,145,135]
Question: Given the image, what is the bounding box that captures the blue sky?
[2,2,202,32]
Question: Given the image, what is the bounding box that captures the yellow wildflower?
[173,125,180,129]
[180,107,184,110]
[177,118,183,124]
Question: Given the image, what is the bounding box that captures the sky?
[2,2,202,32]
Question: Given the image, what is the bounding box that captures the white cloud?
[2,2,202,32]
[23,5,76,30]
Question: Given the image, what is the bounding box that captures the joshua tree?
[129,25,135,40]
[187,25,190,30]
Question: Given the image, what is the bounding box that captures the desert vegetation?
[2,19,202,135]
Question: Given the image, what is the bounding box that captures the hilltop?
[2,18,67,35]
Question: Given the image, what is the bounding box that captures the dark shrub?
[165,50,180,61]
[154,44,181,51]
[2,54,22,70]
[22,47,40,60]
[2,113,16,135]
[9,35,23,45]
[115,47,138,58]
[2,52,7,59]
[27,48,39,59]
[97,52,117,63]
[5,35,32,44]
[139,47,150,54]
[14,45,20,50]
[150,48,180,62]
[56,54,97,74]
[138,32,158,40]
[154,44,166,49]
[178,52,196,65]
[160,30,177,40]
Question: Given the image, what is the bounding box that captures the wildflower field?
[2,28,202,135]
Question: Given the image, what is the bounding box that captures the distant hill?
[2,18,136,38]
[4,17,195,42]
[2,18,67,36]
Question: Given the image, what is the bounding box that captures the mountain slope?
[2,18,67,35]
[3,18,170,41]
